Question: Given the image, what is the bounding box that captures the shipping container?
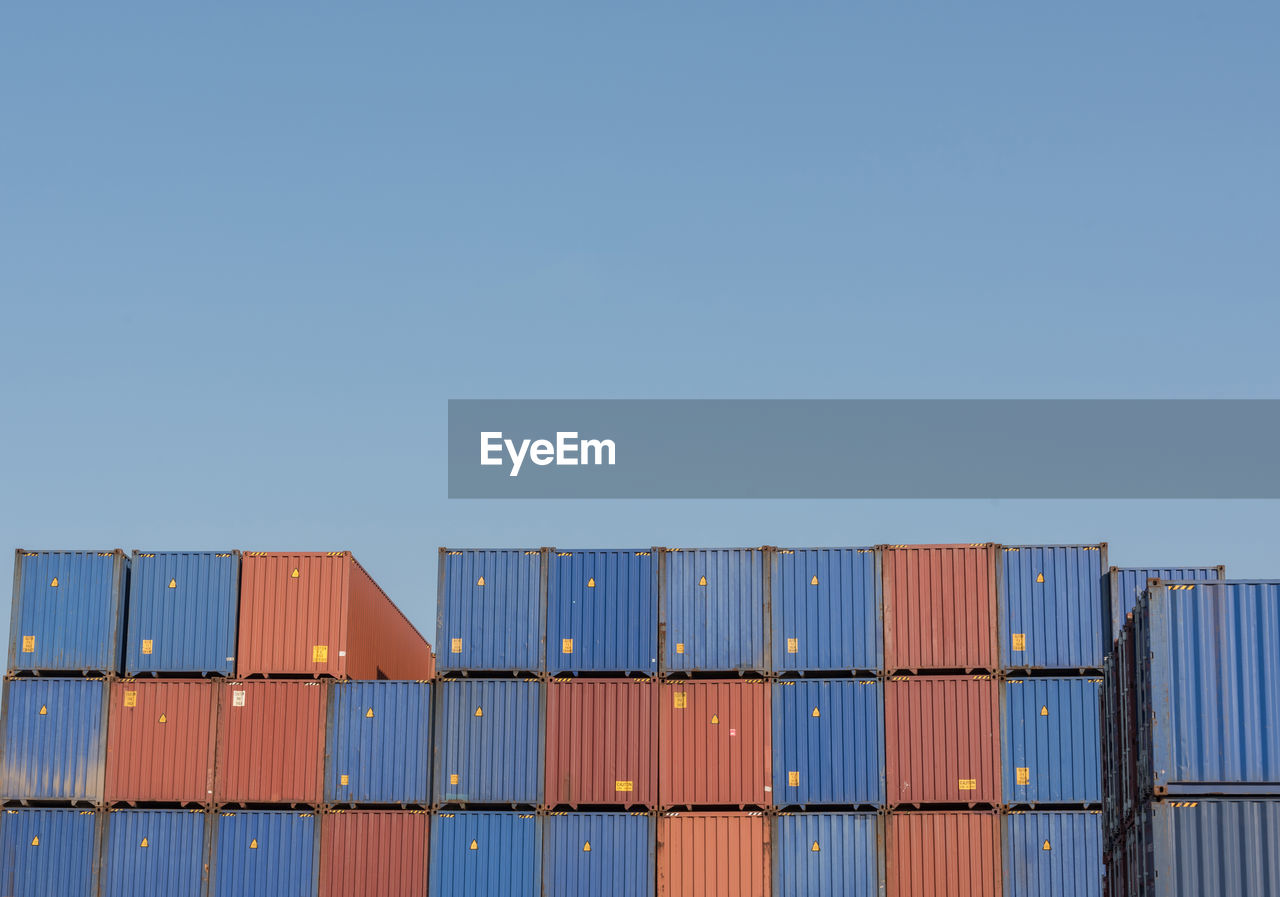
[126,550,239,675]
[8,549,128,674]
[1117,622,1139,819]
[214,680,325,806]
[657,812,770,897]
[238,551,434,679]
[210,810,318,897]
[547,549,657,675]
[886,676,1000,806]
[429,811,542,897]
[1106,565,1223,641]
[1001,678,1102,806]
[887,811,1000,897]
[0,808,100,897]
[772,679,885,808]
[882,544,998,672]
[660,548,767,674]
[319,810,429,897]
[433,679,544,806]
[659,680,771,809]
[999,545,1108,672]
[771,547,882,674]
[437,549,545,674]
[543,811,655,897]
[772,812,884,897]
[1129,799,1280,895]
[0,677,108,802]
[545,679,657,808]
[105,679,217,805]
[325,681,432,806]
[1002,811,1102,897]
[1100,659,1120,838]
[101,809,210,897]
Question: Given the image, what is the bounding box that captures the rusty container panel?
[657,812,770,897]
[214,680,325,805]
[545,679,657,808]
[886,676,1000,806]
[882,544,999,672]
[319,810,429,897]
[887,811,1000,897]
[238,551,434,679]
[658,680,771,809]
[105,679,216,805]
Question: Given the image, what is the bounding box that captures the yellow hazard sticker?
[158,713,167,724]
[140,837,149,847]
[124,691,137,708]
[450,774,459,785]
[1011,634,1026,651]
[673,692,687,709]
[1042,840,1052,851]
[168,578,177,589]
[1036,573,1045,583]
[31,835,39,846]
[786,638,798,654]
[312,645,328,663]
[1041,705,1049,717]
[698,576,707,586]
[562,638,573,654]
[587,578,595,588]
[810,575,819,585]
[142,639,153,655]
[476,576,485,586]
[49,577,59,588]
[710,714,719,725]
[583,841,592,851]
[788,771,799,787]
[811,841,820,852]
[469,839,478,850]
[1016,768,1030,786]
[615,781,633,792]
[450,638,463,653]
[474,706,483,718]
[811,706,821,718]
[365,707,375,718]
[675,642,685,654]
[958,779,977,791]
[290,568,300,579]
[340,774,349,786]
[250,839,258,849]
[38,705,47,716]
[21,636,34,653]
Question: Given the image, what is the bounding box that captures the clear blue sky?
[2,5,1277,651]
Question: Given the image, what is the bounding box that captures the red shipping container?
[659,680,771,809]
[882,544,999,672]
[320,809,429,897]
[105,679,216,805]
[546,678,658,808]
[237,552,435,679]
[887,811,1000,897]
[657,812,769,897]
[886,676,1000,806]
[214,680,325,805]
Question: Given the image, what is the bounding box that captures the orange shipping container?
[104,679,216,805]
[658,812,769,897]
[886,676,1000,806]
[659,680,771,809]
[319,810,429,897]
[214,680,325,805]
[882,544,999,672]
[546,678,658,808]
[887,811,1000,897]
[237,552,435,679]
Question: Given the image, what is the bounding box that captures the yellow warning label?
[450,638,463,653]
[290,568,300,579]
[1042,840,1052,851]
[811,707,820,718]
[450,774,459,785]
[1011,634,1026,652]
[366,708,375,718]
[615,781,633,792]
[786,638,798,654]
[811,841,820,852]
[49,577,59,588]
[587,578,596,588]
[1041,706,1049,717]
[673,693,687,709]
[21,636,34,653]
[250,839,258,849]
[1036,573,1045,583]
[31,836,39,846]
[958,779,977,791]
[562,638,574,654]
[581,840,592,852]
[158,713,167,724]
[38,705,47,716]
[124,691,137,708]
[340,775,349,786]
[698,575,707,586]
[675,643,685,654]
[142,639,153,655]
[476,576,485,586]
[469,839,478,851]
[474,706,483,718]
[168,579,177,589]
[810,575,819,586]
[710,714,720,725]
[140,837,149,847]
[1016,767,1030,786]
[312,645,328,663]
[788,771,799,787]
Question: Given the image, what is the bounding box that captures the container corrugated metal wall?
[545,679,657,808]
[1002,811,1102,897]
[547,549,657,675]
[772,812,884,897]
[1107,565,1223,641]
[772,679,885,807]
[660,548,767,674]
[105,679,217,805]
[211,811,318,897]
[214,681,325,805]
[101,809,209,897]
[886,676,1000,806]
[659,680,771,809]
[433,679,544,805]
[429,811,542,897]
[1000,545,1108,671]
[319,810,429,897]
[0,808,100,896]
[887,811,1000,897]
[882,544,998,672]
[771,547,882,674]
[1153,799,1280,895]
[325,681,432,806]
[437,549,546,674]
[8,549,128,673]
[543,812,655,897]
[0,677,108,802]
[126,550,239,675]
[1001,678,1102,806]
[657,812,770,897]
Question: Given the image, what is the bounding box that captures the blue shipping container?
[1002,811,1102,897]
[771,548,882,674]
[430,811,542,897]
[1107,565,1223,641]
[661,548,766,673]
[1002,678,1102,805]
[101,809,209,897]
[434,680,544,805]
[773,679,885,807]
[126,551,240,675]
[326,680,433,805]
[8,549,128,673]
[1133,799,1280,895]
[999,545,1108,671]
[547,549,657,675]
[210,811,317,897]
[772,812,883,897]
[0,808,100,897]
[0,678,107,802]
[543,812,654,897]
[437,549,545,673]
